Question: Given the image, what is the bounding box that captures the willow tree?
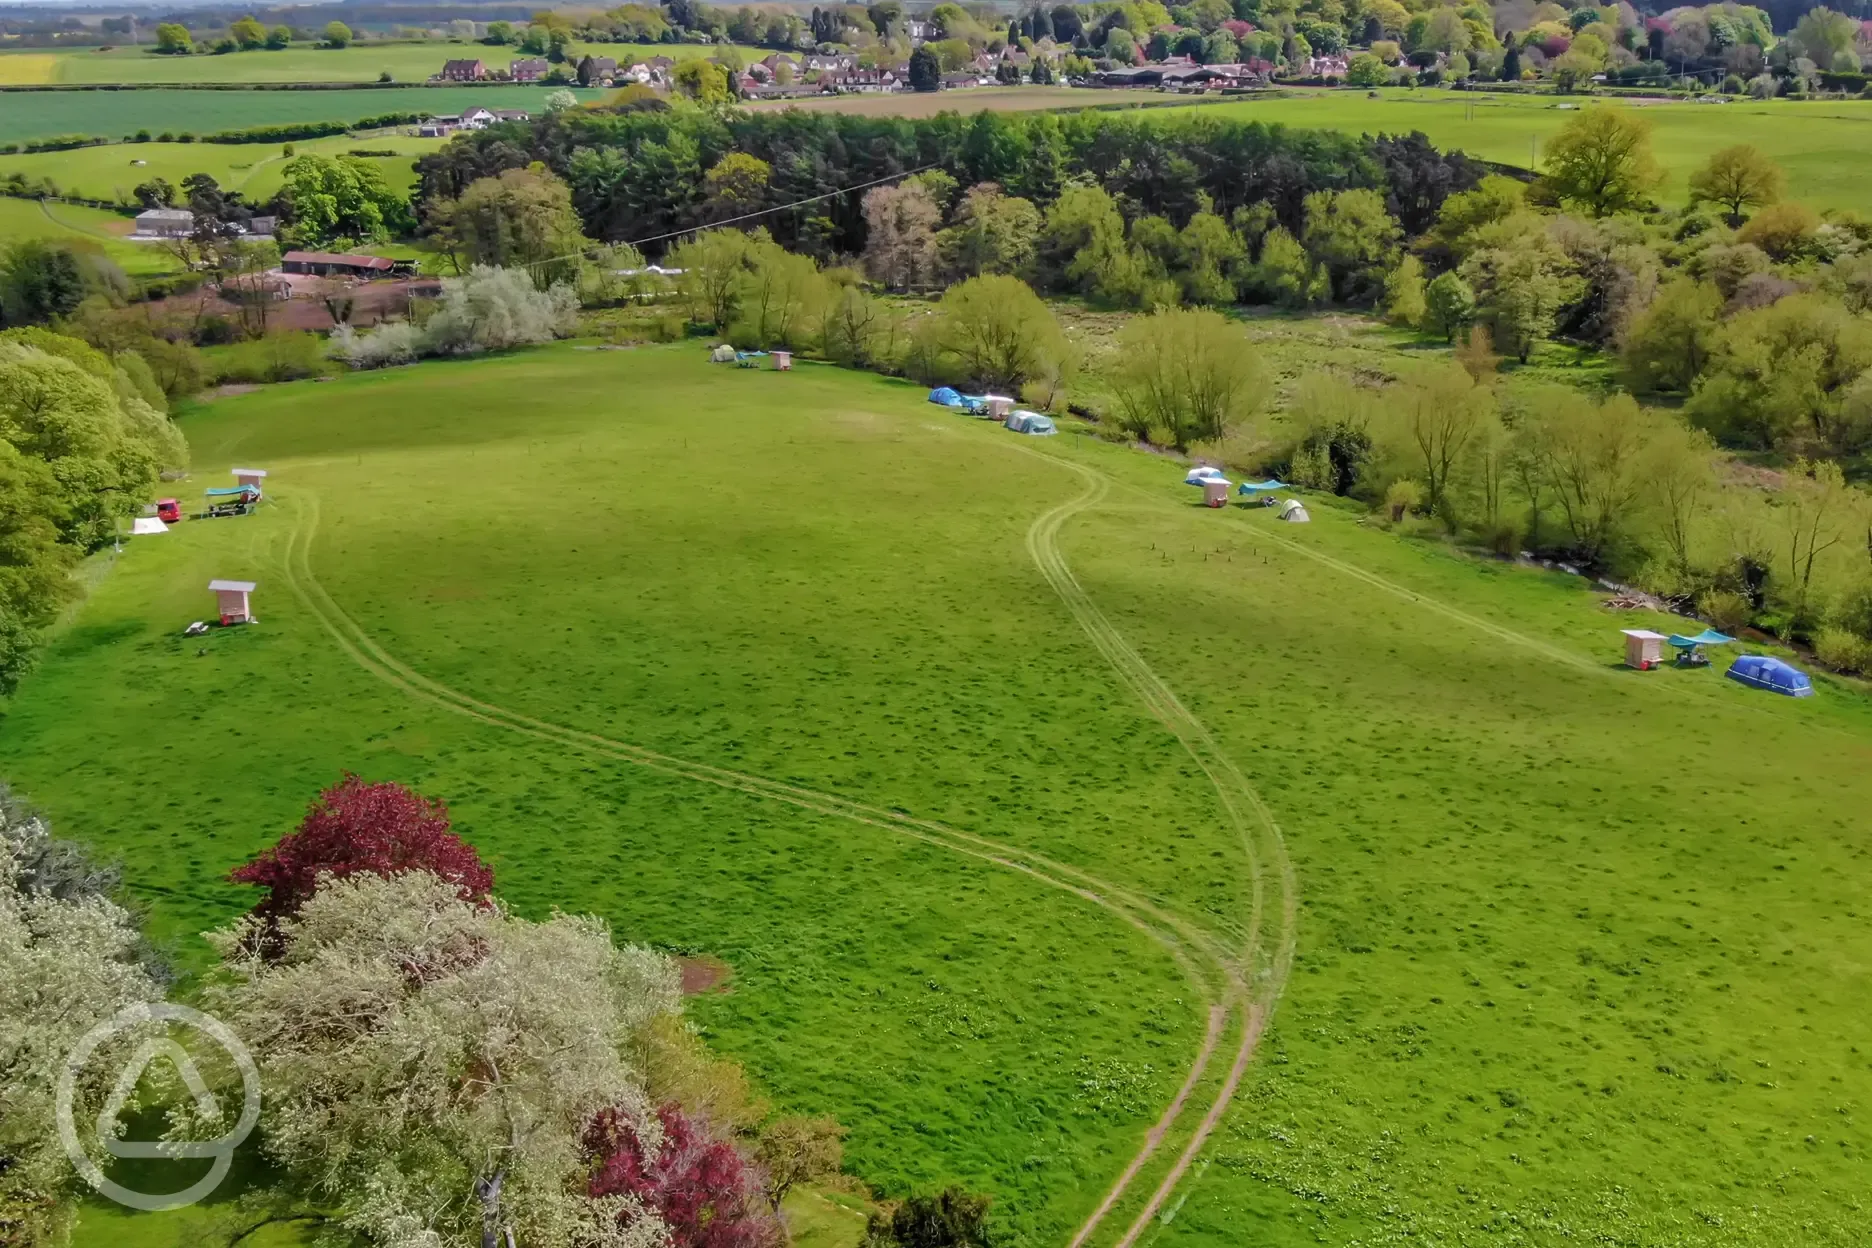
[1107,307,1265,450]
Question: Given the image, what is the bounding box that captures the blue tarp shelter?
[928,386,962,406]
[1726,654,1813,697]
[1236,479,1290,495]
[1668,629,1735,649]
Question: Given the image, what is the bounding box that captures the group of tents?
[927,387,1057,436]
[1623,625,1815,695]
[1183,466,1309,520]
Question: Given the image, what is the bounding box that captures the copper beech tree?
[229,774,494,941]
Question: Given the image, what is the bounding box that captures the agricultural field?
[0,193,180,277]
[0,85,605,146]
[758,85,1872,211]
[0,41,764,85]
[0,132,444,204]
[5,342,1869,1247]
[1175,88,1872,211]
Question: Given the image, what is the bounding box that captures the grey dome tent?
[1277,499,1310,522]
[709,343,736,363]
[1006,410,1057,435]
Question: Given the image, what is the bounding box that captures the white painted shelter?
[1202,478,1232,508]
[983,394,1013,421]
[210,579,256,625]
[1622,628,1666,670]
[232,467,268,492]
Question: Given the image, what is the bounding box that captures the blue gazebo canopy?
[1668,629,1735,648]
[1237,479,1289,494]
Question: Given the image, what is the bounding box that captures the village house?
[821,66,901,93]
[416,105,531,137]
[904,17,932,41]
[438,58,488,81]
[510,57,549,82]
[578,55,618,83]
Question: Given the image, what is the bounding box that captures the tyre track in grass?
[275,488,1250,1239]
[1010,449,1297,1248]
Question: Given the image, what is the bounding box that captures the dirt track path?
[1013,452,1296,1248]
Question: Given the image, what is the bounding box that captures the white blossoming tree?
[204,870,681,1248]
[0,801,162,1246]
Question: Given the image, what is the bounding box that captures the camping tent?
[709,344,736,363]
[1726,654,1813,696]
[1236,479,1289,495]
[1277,499,1310,522]
[928,386,962,406]
[131,517,168,536]
[1184,467,1226,486]
[1006,410,1057,435]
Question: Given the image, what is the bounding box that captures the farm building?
[133,208,194,238]
[438,58,488,81]
[280,251,395,279]
[510,57,549,82]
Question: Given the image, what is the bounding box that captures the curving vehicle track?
[277,437,1298,1247]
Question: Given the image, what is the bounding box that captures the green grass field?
[751,85,1872,212]
[0,41,765,85]
[6,343,1870,1246]
[1160,89,1872,211]
[0,85,607,146]
[0,132,443,204]
[0,194,181,277]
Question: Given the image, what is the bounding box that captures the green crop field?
[0,193,181,277]
[0,85,607,146]
[0,41,765,85]
[5,343,1870,1247]
[0,132,444,204]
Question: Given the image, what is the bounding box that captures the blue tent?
[1236,479,1289,495]
[928,386,962,406]
[1726,654,1813,697]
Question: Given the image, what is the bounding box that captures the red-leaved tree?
[230,775,494,935]
[585,1104,781,1248]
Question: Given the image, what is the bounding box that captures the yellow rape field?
[0,54,59,84]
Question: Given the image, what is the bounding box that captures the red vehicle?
[156,499,182,524]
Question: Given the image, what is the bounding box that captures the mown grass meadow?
[0,193,182,277]
[2,344,1867,1246]
[0,132,444,203]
